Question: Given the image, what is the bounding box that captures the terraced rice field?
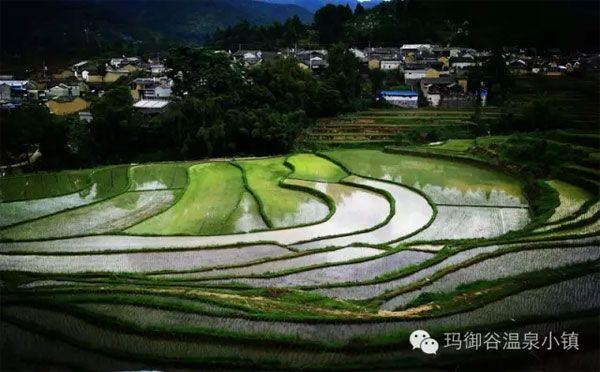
[302,108,501,145]
[1,148,598,370]
[237,157,330,228]
[0,166,129,227]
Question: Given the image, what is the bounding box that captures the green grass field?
[287,153,349,182]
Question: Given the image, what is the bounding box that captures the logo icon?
[410,330,439,355]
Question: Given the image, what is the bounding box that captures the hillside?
[347,0,599,50]
[0,0,312,69]
[261,0,385,12]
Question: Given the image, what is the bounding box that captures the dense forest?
[211,0,600,50]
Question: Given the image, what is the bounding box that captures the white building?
[133,99,170,114]
[48,83,80,99]
[377,90,419,108]
[380,60,402,70]
[404,69,428,81]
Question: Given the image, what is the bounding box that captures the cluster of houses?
[226,45,479,108]
[230,44,599,108]
[0,55,174,117]
[1,45,597,118]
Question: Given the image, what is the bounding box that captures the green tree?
[354,3,365,15]
[324,43,365,110]
[0,104,70,169]
[248,56,338,117]
[89,85,141,163]
[314,4,353,44]
[166,47,245,101]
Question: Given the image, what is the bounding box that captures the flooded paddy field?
[1,149,597,369]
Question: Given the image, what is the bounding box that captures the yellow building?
[80,71,129,83]
[368,59,381,70]
[438,56,449,69]
[85,74,105,83]
[297,62,310,70]
[46,97,90,116]
[117,64,141,73]
[424,68,441,78]
[103,71,129,83]
[52,69,75,80]
[457,78,468,92]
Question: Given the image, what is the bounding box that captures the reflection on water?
[133,180,168,191]
[0,244,290,274]
[1,179,391,252]
[326,150,527,206]
[229,192,268,233]
[159,246,385,279]
[129,164,188,191]
[295,176,433,249]
[403,205,530,243]
[381,245,600,310]
[272,199,328,227]
[1,190,178,240]
[238,157,330,229]
[0,184,99,227]
[213,249,434,288]
[0,166,129,228]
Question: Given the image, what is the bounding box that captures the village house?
[48,83,81,99]
[79,111,93,123]
[52,69,75,80]
[133,99,170,115]
[26,81,48,101]
[450,56,477,70]
[232,50,263,67]
[114,64,142,74]
[400,44,436,62]
[507,59,529,75]
[73,60,133,83]
[147,63,167,75]
[455,70,469,92]
[130,77,173,101]
[109,56,141,69]
[295,50,328,70]
[404,64,448,86]
[350,48,368,63]
[380,60,402,70]
[72,60,90,73]
[0,77,31,104]
[46,96,90,115]
[545,64,567,76]
[365,48,402,70]
[420,76,466,107]
[0,83,11,101]
[377,90,419,108]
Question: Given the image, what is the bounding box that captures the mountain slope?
[261,0,385,12]
[113,0,313,41]
[0,0,311,68]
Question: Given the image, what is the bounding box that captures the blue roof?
[380,90,418,97]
